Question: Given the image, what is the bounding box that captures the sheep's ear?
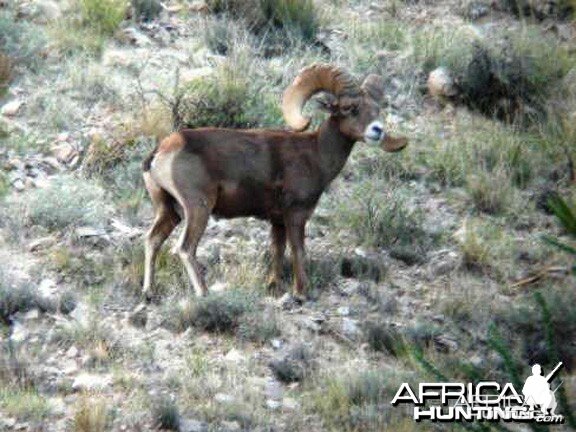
[362,74,385,103]
[315,93,339,114]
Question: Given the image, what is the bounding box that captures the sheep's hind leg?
[142,173,180,302]
[175,201,211,297]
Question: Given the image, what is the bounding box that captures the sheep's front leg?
[267,223,286,295]
[286,213,310,301]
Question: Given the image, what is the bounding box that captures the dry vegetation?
[0,0,575,431]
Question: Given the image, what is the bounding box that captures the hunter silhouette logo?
[522,362,562,416]
[391,361,565,424]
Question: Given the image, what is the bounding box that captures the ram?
[141,64,407,302]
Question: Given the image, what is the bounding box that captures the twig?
[509,266,569,288]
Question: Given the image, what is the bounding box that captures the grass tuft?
[152,397,180,430]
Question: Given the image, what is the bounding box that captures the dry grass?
[73,395,108,432]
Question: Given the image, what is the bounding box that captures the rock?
[71,373,112,392]
[220,421,240,431]
[427,67,458,99]
[266,399,282,410]
[336,306,350,316]
[189,1,210,13]
[427,249,461,277]
[341,318,360,338]
[70,302,91,327]
[10,321,29,343]
[214,393,235,404]
[224,348,244,363]
[1,100,23,116]
[28,236,57,252]
[264,378,283,400]
[21,309,39,321]
[122,27,152,47]
[209,281,229,293]
[51,142,78,164]
[0,418,16,429]
[270,339,282,349]
[283,397,299,411]
[66,346,78,358]
[75,226,107,238]
[180,418,208,432]
[129,303,148,328]
[180,67,213,84]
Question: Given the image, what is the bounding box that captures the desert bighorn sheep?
[141,64,407,301]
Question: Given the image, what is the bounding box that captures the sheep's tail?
[142,144,159,172]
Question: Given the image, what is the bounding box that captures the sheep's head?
[282,64,407,152]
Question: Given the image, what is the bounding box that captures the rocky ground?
[0,0,575,431]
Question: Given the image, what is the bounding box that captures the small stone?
[266,399,282,410]
[75,226,107,237]
[10,321,29,343]
[336,306,350,316]
[51,142,78,164]
[214,393,235,404]
[128,303,148,328]
[1,100,23,116]
[283,397,299,411]
[270,339,282,349]
[427,67,458,98]
[180,418,208,432]
[66,346,78,358]
[224,348,244,363]
[341,318,360,338]
[210,281,229,293]
[123,27,152,47]
[72,373,112,392]
[220,420,240,431]
[21,309,39,321]
[28,236,57,252]
[265,378,283,400]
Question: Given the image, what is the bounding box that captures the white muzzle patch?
[364,121,386,145]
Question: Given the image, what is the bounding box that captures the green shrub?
[309,369,409,432]
[186,290,254,334]
[207,0,318,45]
[237,309,280,344]
[0,12,46,70]
[77,0,126,35]
[333,181,433,257]
[152,397,180,430]
[0,279,37,325]
[6,175,112,232]
[131,0,162,22]
[0,388,50,423]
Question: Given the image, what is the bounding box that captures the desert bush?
[0,52,10,95]
[74,396,108,432]
[152,397,180,430]
[309,369,411,432]
[6,175,112,233]
[0,12,46,70]
[0,278,37,325]
[207,0,318,43]
[77,0,126,35]
[237,308,281,344]
[269,344,314,383]
[131,0,162,22]
[501,0,574,20]
[0,388,50,423]
[333,181,433,258]
[179,290,255,334]
[466,168,516,214]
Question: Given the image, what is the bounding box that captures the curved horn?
[282,64,360,131]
